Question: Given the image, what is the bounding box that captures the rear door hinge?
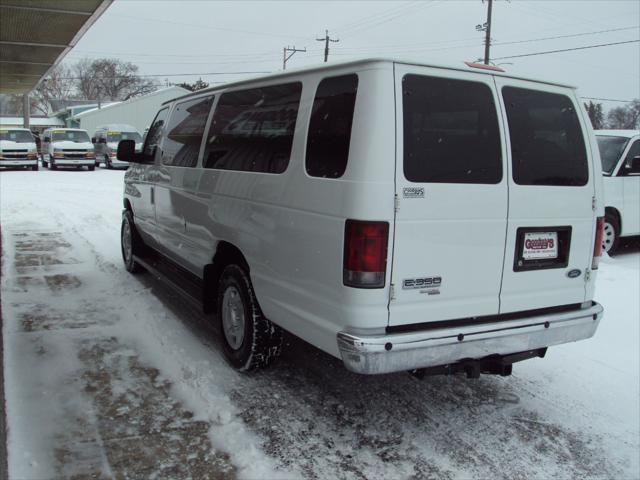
[592,196,596,211]
[584,269,591,282]
[390,283,396,301]
[394,194,400,213]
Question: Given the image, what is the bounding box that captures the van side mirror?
[117,139,137,162]
[91,137,96,143]
[627,155,640,174]
[44,136,51,142]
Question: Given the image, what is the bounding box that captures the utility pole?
[316,30,339,62]
[483,0,493,64]
[282,45,306,70]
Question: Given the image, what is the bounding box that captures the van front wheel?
[602,213,620,255]
[217,264,282,371]
[121,210,143,273]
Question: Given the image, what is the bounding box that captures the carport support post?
[22,93,30,129]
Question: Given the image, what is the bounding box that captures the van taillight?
[343,220,389,288]
[592,216,604,269]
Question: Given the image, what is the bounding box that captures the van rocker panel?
[337,302,602,374]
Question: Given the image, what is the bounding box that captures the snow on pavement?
[1,168,639,479]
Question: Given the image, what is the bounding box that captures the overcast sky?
[67,0,639,110]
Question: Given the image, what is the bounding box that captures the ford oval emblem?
[567,269,582,279]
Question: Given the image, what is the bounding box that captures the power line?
[58,71,272,80]
[581,97,636,103]
[492,25,639,47]
[491,39,640,60]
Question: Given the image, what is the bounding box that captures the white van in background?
[117,59,605,378]
[41,128,96,171]
[595,130,640,254]
[93,124,143,169]
[0,128,39,171]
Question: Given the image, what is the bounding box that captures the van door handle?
[150,186,155,204]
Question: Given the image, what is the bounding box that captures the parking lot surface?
[1,168,639,479]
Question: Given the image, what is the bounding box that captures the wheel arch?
[605,206,621,232]
[203,241,250,314]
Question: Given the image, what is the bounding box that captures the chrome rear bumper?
[337,302,603,375]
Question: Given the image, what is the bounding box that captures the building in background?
[0,116,64,133]
[72,86,189,135]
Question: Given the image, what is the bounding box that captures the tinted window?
[162,96,213,167]
[107,131,142,143]
[596,136,629,174]
[203,82,302,173]
[403,75,502,184]
[142,108,169,163]
[306,74,358,178]
[503,87,588,186]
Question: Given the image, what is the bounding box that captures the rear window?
[402,74,502,184]
[502,87,588,186]
[163,96,214,167]
[203,82,302,174]
[306,74,358,178]
[596,135,631,174]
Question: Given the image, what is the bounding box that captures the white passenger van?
[92,124,143,169]
[41,128,96,171]
[595,130,640,254]
[0,128,39,170]
[117,59,605,377]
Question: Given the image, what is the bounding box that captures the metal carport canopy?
[0,0,112,95]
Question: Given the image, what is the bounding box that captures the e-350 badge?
[403,276,442,295]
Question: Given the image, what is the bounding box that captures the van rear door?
[494,78,595,313]
[388,65,508,328]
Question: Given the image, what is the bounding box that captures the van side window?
[622,140,640,175]
[402,75,502,184]
[162,96,214,168]
[142,107,169,163]
[306,74,358,179]
[502,87,588,186]
[203,82,302,173]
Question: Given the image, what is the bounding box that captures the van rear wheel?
[121,210,143,273]
[602,213,620,255]
[217,264,282,371]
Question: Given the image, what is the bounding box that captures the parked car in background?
[595,129,640,254]
[0,128,39,170]
[41,128,96,171]
[118,59,605,378]
[92,124,143,169]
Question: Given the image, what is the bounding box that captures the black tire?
[217,264,282,371]
[121,210,143,273]
[603,212,620,255]
[50,162,57,170]
[106,155,112,169]
[88,165,95,171]
[32,164,38,171]
[41,153,48,168]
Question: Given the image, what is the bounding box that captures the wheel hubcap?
[222,286,246,350]
[602,221,615,253]
[122,220,133,262]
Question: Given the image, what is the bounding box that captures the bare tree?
[607,99,640,129]
[584,101,605,130]
[176,78,209,92]
[75,58,158,101]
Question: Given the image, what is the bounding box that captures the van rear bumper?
[337,302,603,375]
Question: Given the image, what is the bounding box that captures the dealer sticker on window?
[522,232,558,260]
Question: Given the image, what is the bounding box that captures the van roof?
[594,129,640,138]
[164,57,577,106]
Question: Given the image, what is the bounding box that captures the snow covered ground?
[1,168,639,479]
